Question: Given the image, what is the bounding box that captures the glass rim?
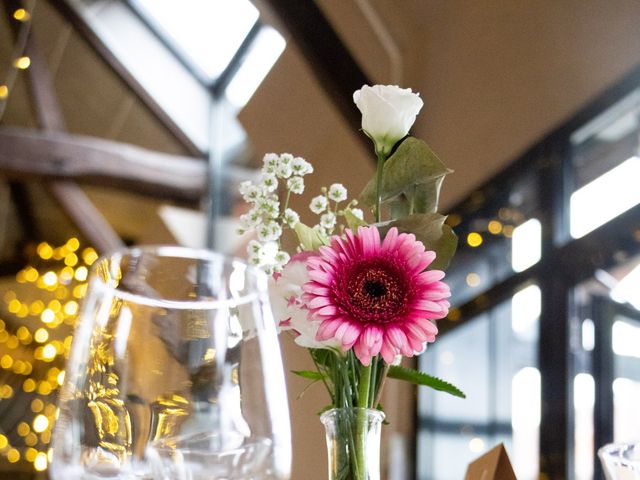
[90,244,268,309]
[319,407,386,425]
[598,441,640,462]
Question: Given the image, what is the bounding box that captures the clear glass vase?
[320,408,384,480]
[599,442,640,479]
[51,246,291,480]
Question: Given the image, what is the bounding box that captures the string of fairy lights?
[0,1,37,122]
[0,238,97,473]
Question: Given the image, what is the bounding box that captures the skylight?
[131,0,259,81]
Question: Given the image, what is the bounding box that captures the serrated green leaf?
[360,137,452,208]
[387,365,465,398]
[343,209,368,231]
[294,222,328,251]
[380,213,458,270]
[292,370,326,381]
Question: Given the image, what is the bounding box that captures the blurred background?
[1,0,640,478]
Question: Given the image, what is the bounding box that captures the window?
[417,66,640,479]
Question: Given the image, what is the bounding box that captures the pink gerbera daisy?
[302,226,450,366]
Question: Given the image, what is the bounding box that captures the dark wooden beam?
[0,127,208,202]
[263,0,372,151]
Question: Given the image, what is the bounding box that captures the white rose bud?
[353,84,424,156]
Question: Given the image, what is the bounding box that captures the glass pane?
[132,0,259,81]
[570,88,640,238]
[417,288,539,480]
[572,254,640,480]
[446,170,542,307]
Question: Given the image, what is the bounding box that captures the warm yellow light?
[30,300,44,315]
[64,253,78,267]
[42,344,57,361]
[83,248,99,265]
[23,379,36,392]
[6,336,18,349]
[37,242,53,259]
[33,415,49,433]
[31,399,44,413]
[13,8,30,21]
[57,370,65,385]
[0,331,7,344]
[1,355,13,369]
[488,220,503,235]
[12,360,25,374]
[41,309,55,324]
[8,299,21,313]
[74,266,88,281]
[25,433,37,447]
[0,85,8,99]
[38,382,52,395]
[503,225,514,238]
[42,271,57,287]
[14,56,31,69]
[467,232,483,247]
[0,385,13,399]
[23,361,32,375]
[41,430,51,444]
[34,328,49,343]
[44,404,57,417]
[7,448,20,463]
[16,326,30,341]
[17,422,30,436]
[73,284,87,298]
[66,237,80,251]
[466,272,481,287]
[55,286,68,300]
[0,434,7,449]
[25,447,37,462]
[34,452,47,471]
[63,300,79,316]
[59,266,74,283]
[24,267,38,283]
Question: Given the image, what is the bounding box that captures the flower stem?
[374,152,386,223]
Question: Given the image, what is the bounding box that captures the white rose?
[269,253,339,350]
[353,84,424,156]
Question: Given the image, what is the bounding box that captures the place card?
[464,443,517,480]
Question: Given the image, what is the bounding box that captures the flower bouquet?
[237,85,465,480]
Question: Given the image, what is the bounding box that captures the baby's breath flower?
[263,153,279,170]
[283,208,300,227]
[257,221,281,242]
[257,196,280,218]
[241,184,262,203]
[292,157,313,176]
[260,241,279,264]
[328,183,348,202]
[350,208,364,220]
[310,195,328,214]
[261,173,278,193]
[287,176,305,194]
[320,212,337,230]
[279,153,294,165]
[247,240,262,255]
[239,209,261,228]
[276,162,293,179]
[274,250,291,267]
[239,180,252,196]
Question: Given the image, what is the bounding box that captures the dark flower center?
[340,260,408,323]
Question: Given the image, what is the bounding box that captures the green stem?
[374,152,386,223]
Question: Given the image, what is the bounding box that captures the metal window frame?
[420,63,640,479]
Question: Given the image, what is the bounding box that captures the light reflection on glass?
[574,373,595,480]
[511,367,540,480]
[511,219,541,272]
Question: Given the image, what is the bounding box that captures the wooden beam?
[0,127,208,202]
[263,0,372,152]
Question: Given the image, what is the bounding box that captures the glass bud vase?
[320,408,384,480]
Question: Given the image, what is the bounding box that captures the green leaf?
[294,222,328,251]
[310,348,333,368]
[380,213,458,270]
[387,365,465,398]
[360,137,452,211]
[343,209,368,231]
[291,370,327,381]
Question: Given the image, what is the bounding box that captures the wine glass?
[599,442,640,479]
[51,246,291,479]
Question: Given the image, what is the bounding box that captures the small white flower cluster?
[309,183,363,237]
[238,153,312,272]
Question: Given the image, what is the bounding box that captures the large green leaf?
[380,213,458,270]
[387,365,465,398]
[360,137,452,213]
